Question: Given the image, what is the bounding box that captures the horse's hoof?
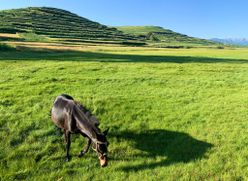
[65,157,70,162]
[78,152,84,158]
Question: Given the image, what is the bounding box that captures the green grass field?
[1,46,248,180]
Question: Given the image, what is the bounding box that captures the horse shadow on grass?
[111,129,213,172]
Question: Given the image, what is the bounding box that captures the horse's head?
[92,128,109,167]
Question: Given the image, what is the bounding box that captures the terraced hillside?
[0,7,220,47]
[116,26,217,46]
[0,7,140,42]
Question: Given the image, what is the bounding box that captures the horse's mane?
[74,101,108,144]
[74,101,100,131]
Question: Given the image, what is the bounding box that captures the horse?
[51,94,109,167]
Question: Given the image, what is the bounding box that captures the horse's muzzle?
[99,155,108,167]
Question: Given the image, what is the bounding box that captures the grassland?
[0,4,244,180]
[0,44,248,180]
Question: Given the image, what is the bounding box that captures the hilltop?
[115,26,171,36]
[115,26,217,46]
[0,7,140,42]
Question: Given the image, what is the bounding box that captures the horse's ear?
[103,128,109,136]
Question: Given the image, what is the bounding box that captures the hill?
[115,26,217,46]
[0,7,220,47]
[0,7,141,42]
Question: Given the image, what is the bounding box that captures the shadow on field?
[0,49,247,63]
[112,129,213,172]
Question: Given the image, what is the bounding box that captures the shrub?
[19,33,49,42]
[217,46,225,49]
[121,41,147,46]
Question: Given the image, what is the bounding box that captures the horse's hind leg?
[78,137,91,157]
[64,130,71,161]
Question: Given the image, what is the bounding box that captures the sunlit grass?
[0,46,248,180]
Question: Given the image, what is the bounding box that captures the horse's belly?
[51,108,67,129]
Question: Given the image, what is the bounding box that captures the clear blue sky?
[0,0,247,39]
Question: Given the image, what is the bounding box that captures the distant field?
[0,45,248,180]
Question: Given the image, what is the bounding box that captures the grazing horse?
[51,94,109,167]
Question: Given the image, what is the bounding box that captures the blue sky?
[0,0,247,39]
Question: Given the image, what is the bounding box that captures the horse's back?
[60,94,74,100]
[51,94,100,133]
[51,95,75,130]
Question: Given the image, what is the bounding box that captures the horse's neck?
[75,114,100,140]
[73,103,101,141]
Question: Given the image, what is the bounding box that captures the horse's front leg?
[64,130,71,161]
[78,137,91,157]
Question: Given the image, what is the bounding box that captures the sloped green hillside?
[0,7,219,47]
[0,7,140,42]
[116,26,216,46]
